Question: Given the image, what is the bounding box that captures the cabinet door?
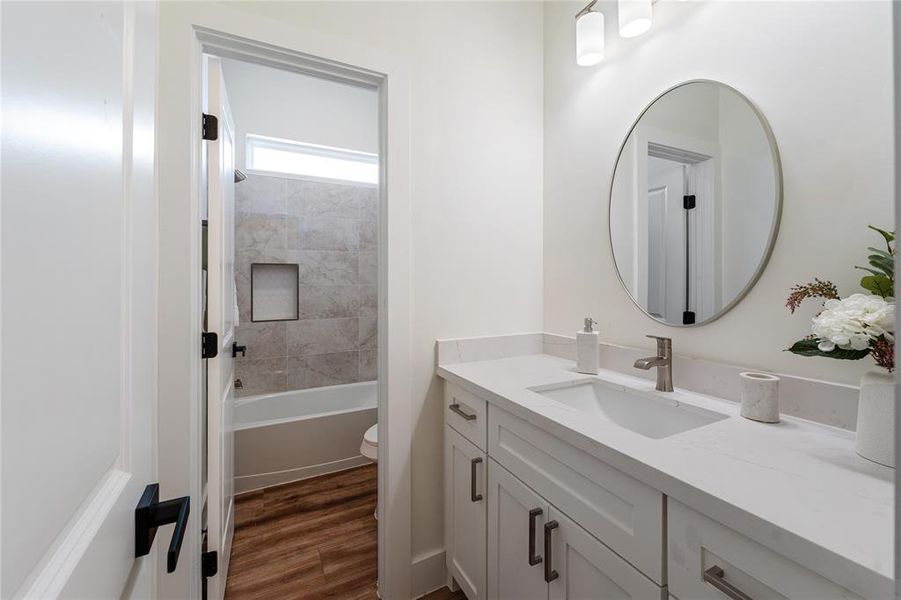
[446,425,487,600]
[547,507,664,600]
[487,459,549,600]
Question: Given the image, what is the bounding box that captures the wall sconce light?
[618,0,653,38]
[575,0,605,67]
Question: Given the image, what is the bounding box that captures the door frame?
[157,5,413,598]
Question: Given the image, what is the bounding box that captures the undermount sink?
[530,379,727,439]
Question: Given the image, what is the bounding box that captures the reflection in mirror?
[610,81,781,326]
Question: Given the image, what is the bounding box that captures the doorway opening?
[644,143,716,325]
[201,55,382,599]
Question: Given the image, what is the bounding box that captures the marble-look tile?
[297,285,360,319]
[286,179,361,219]
[234,176,380,394]
[236,321,288,360]
[236,213,287,252]
[236,174,287,215]
[295,251,358,285]
[236,357,287,397]
[358,316,377,349]
[287,318,358,357]
[358,252,378,285]
[359,285,378,317]
[236,249,290,326]
[291,217,359,251]
[287,352,359,390]
[359,348,377,382]
[357,187,379,222]
[358,220,377,251]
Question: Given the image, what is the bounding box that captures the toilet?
[361,424,378,461]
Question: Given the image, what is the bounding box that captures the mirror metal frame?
[608,79,783,327]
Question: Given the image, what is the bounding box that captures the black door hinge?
[683,194,696,210]
[683,311,696,325]
[202,550,219,578]
[202,113,218,141]
[202,332,218,359]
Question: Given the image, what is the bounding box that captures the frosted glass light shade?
[618,0,652,38]
[576,10,605,67]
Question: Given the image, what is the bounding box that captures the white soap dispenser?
[576,317,600,375]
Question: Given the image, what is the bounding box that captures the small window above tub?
[251,263,299,322]
[245,134,379,186]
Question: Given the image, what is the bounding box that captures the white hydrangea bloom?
[811,293,894,352]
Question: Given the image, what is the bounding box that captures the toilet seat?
[361,424,378,461]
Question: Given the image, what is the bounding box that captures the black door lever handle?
[232,342,246,357]
[135,484,190,573]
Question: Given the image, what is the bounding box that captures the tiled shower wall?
[234,173,378,398]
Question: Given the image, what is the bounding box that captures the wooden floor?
[226,464,465,600]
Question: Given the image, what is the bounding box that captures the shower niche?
[250,262,299,322]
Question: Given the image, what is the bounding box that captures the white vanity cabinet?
[487,458,663,600]
[445,424,487,600]
[443,379,879,600]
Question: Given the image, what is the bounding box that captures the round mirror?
[610,81,782,326]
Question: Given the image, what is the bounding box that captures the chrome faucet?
[634,335,673,392]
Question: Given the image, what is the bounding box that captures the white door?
[203,56,237,600]
[445,426,487,600]
[646,157,686,324]
[1,2,161,598]
[487,459,549,600]
[547,508,663,600]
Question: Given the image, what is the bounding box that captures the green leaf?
[860,274,894,298]
[787,339,870,360]
[869,225,895,246]
[868,247,894,260]
[868,254,894,277]
[856,266,885,277]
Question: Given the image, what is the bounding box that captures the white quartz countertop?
[437,353,894,598]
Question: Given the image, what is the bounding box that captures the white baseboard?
[234,455,372,495]
[412,548,447,599]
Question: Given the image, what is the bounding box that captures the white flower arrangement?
[786,226,895,372]
[811,294,894,353]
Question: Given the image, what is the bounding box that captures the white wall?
[219,59,379,169]
[544,0,893,386]
[228,0,545,564]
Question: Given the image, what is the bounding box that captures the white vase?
[855,370,895,468]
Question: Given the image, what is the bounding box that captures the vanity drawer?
[488,404,665,584]
[445,382,488,451]
[668,499,863,600]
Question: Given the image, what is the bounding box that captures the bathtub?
[234,381,377,494]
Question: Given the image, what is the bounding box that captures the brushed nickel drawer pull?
[528,508,543,566]
[450,402,477,421]
[543,520,559,582]
[470,457,483,502]
[704,566,753,600]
